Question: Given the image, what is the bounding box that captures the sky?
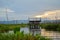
[0,0,60,21]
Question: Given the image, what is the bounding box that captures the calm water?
[9,27,60,40]
[20,27,29,34]
[41,29,60,40]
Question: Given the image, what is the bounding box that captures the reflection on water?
[9,27,60,40]
[20,27,29,34]
[41,29,60,40]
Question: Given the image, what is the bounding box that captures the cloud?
[0,8,29,21]
[0,8,60,21]
[0,8,15,13]
[0,8,15,17]
[44,10,60,15]
[0,8,16,21]
[35,10,60,20]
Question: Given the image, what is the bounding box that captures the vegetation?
[40,23,60,32]
[0,23,60,40]
[14,27,20,33]
[0,23,60,32]
[0,24,52,40]
[0,32,51,40]
[0,24,27,32]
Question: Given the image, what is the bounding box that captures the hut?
[28,18,41,36]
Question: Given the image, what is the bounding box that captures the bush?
[40,24,60,32]
[0,26,9,33]
[0,32,51,40]
[14,27,20,33]
[44,24,58,31]
[57,24,60,31]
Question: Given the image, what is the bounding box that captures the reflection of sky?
[20,27,29,34]
[20,27,60,39]
[0,0,60,21]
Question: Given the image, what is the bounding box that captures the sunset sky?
[0,0,60,21]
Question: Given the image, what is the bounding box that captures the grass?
[0,32,51,40]
[40,23,60,32]
[0,24,52,40]
[0,23,60,32]
[0,24,53,40]
[0,24,27,32]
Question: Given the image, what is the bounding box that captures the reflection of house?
[29,18,41,36]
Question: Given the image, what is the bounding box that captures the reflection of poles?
[6,8,9,24]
